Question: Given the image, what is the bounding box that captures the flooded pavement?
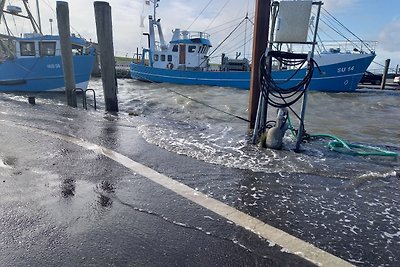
[0,105,313,267]
[0,79,399,266]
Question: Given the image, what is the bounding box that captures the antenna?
[151,0,159,20]
[49,18,53,35]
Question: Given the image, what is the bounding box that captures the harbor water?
[114,79,399,178]
[1,78,399,266]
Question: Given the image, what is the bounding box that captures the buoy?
[264,108,288,150]
[265,126,284,149]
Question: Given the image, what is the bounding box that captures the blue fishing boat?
[0,1,95,92]
[131,0,376,92]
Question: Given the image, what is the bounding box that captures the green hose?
[286,115,399,157]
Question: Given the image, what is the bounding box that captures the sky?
[3,0,400,72]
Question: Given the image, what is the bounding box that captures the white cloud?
[375,18,400,68]
[378,18,400,52]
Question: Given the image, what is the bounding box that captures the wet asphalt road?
[0,96,316,266]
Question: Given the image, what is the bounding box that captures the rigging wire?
[203,0,232,32]
[186,0,213,31]
[206,12,254,33]
[199,16,248,66]
[208,17,251,36]
[215,24,252,49]
[322,7,373,53]
[39,0,83,37]
[218,34,253,58]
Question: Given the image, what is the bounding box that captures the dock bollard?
[28,96,36,105]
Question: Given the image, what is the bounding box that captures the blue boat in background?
[0,1,95,92]
[131,53,375,92]
[131,0,376,92]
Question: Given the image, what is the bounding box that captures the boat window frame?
[39,41,56,57]
[167,55,172,62]
[161,54,166,61]
[188,45,196,53]
[172,45,178,52]
[72,44,83,55]
[154,54,159,61]
[20,41,36,57]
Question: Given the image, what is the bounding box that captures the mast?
[35,0,42,33]
[22,0,41,34]
[152,0,158,20]
[0,0,5,25]
[244,12,248,59]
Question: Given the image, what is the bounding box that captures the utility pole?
[248,0,271,129]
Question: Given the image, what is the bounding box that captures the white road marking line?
[3,121,353,267]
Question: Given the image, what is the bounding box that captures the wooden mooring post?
[380,58,390,90]
[56,1,77,108]
[248,0,271,129]
[94,1,119,112]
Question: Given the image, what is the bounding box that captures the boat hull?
[0,54,95,92]
[130,53,375,92]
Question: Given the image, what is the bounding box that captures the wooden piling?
[380,59,390,90]
[248,0,271,129]
[94,1,119,112]
[56,1,77,108]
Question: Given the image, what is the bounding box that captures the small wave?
[137,120,397,179]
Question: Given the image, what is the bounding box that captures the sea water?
[107,78,399,179]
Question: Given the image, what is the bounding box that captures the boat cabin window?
[20,42,36,56]
[188,45,196,53]
[39,42,56,56]
[167,55,172,62]
[198,45,207,54]
[172,45,178,52]
[72,44,83,55]
[161,54,166,61]
[0,39,16,59]
[154,54,159,61]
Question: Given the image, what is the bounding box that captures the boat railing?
[317,40,377,54]
[190,31,210,39]
[180,31,210,40]
[277,40,377,57]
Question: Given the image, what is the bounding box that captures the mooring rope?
[167,88,250,123]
